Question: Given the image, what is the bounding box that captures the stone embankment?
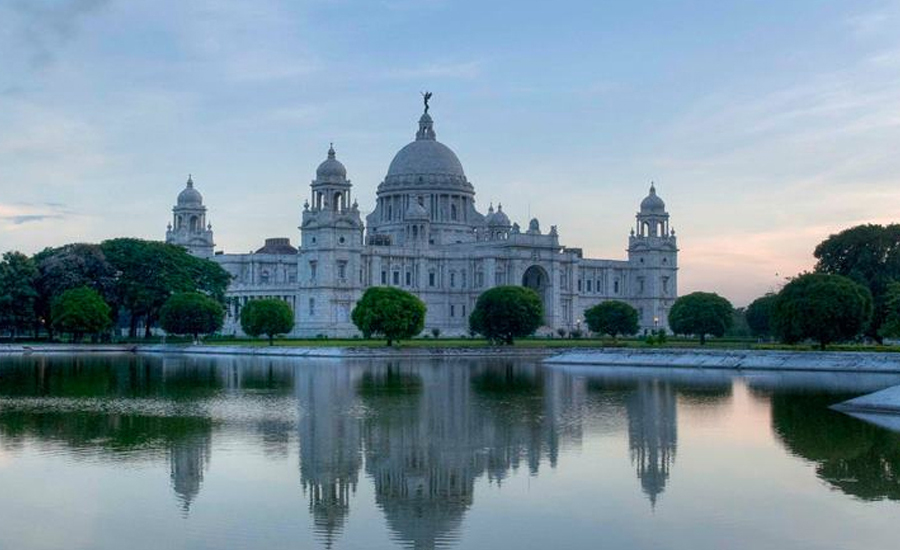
[832,384,900,415]
[544,348,900,373]
[0,343,548,359]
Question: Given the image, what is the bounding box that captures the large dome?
[379,112,473,195]
[386,140,465,179]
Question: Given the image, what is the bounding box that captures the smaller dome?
[316,144,347,181]
[640,183,666,213]
[487,203,510,226]
[405,197,430,221]
[177,175,203,206]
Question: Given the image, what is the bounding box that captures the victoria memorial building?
[164,99,679,337]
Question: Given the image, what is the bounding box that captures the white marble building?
[165,102,678,337]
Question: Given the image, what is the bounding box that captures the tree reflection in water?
[2,356,899,550]
[772,392,900,502]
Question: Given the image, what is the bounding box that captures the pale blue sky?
[2,0,899,304]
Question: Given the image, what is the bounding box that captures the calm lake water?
[0,354,898,550]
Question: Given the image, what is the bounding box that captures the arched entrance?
[521,265,550,325]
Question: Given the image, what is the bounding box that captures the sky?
[1,0,900,306]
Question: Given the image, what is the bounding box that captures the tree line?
[3,222,898,347]
[0,239,232,341]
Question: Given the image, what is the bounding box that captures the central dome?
[379,112,473,195]
[386,140,466,179]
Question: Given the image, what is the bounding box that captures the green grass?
[5,335,899,353]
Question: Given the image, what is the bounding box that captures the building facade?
[165,102,679,337]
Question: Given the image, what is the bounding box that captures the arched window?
[642,222,650,237]
[334,192,343,211]
[190,216,199,232]
[657,221,665,236]
[451,204,458,221]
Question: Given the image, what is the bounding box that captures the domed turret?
[640,183,666,214]
[316,144,347,182]
[177,175,203,206]
[487,203,510,227]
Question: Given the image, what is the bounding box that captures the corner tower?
[166,175,215,258]
[628,183,678,331]
[299,146,365,336]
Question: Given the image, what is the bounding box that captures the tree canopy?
[469,286,544,344]
[772,273,872,349]
[745,293,778,338]
[668,292,734,344]
[34,243,117,336]
[51,286,112,341]
[0,251,39,337]
[880,282,900,340]
[583,300,639,339]
[159,292,225,341]
[240,299,295,345]
[814,224,900,340]
[351,287,426,345]
[101,238,231,337]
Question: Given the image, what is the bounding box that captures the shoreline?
[0,344,898,371]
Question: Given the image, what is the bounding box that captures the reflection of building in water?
[169,431,213,514]
[297,365,364,549]
[627,380,677,507]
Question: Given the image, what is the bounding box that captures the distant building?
[165,100,679,336]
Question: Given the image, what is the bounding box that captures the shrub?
[469,286,543,344]
[351,287,426,346]
[584,300,639,340]
[240,298,295,345]
[669,292,734,345]
[51,286,112,342]
[159,292,225,342]
[772,273,872,349]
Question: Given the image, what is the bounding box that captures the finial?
[488,202,494,214]
[650,181,656,193]
[187,174,193,187]
[327,143,335,159]
[497,203,503,212]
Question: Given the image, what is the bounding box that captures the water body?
[0,355,898,550]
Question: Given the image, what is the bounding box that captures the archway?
[521,265,550,324]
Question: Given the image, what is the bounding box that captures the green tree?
[814,224,900,341]
[668,291,734,345]
[51,286,112,342]
[583,300,639,340]
[159,292,225,342]
[0,252,39,338]
[240,299,295,345]
[351,287,426,346]
[33,243,116,337]
[746,293,778,338]
[101,238,231,338]
[880,282,900,339]
[469,286,544,344]
[772,273,873,349]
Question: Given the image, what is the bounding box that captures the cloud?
[5,0,111,68]
[0,202,72,229]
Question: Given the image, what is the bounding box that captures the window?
[381,270,387,284]
[429,272,436,287]
[337,261,347,280]
[462,305,466,317]
[662,276,670,294]
[461,270,467,288]
[451,204,458,221]
[393,271,400,285]
[577,279,582,292]
[339,236,346,244]
[261,270,270,284]
[614,280,619,294]
[309,261,317,282]
[638,278,645,294]
[450,272,456,288]
[586,279,592,292]
[405,271,411,286]
[309,298,315,317]
[596,279,602,293]
[450,304,455,317]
